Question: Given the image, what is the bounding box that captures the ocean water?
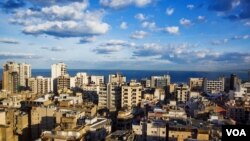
[0,69,249,83]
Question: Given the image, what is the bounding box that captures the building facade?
[151,75,171,88]
[121,81,142,109]
[28,76,51,94]
[203,78,224,94]
[51,63,67,92]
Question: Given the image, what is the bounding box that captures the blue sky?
[0,0,250,71]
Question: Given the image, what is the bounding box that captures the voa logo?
[226,129,246,136]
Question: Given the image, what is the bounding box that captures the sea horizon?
[0,69,248,83]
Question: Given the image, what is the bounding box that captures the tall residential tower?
[51,63,67,92]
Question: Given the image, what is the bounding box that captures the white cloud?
[187,4,194,10]
[197,16,206,21]
[164,26,179,35]
[211,38,228,45]
[130,30,148,39]
[179,18,192,26]
[10,1,109,38]
[100,0,153,9]
[79,36,96,43]
[101,39,135,47]
[232,0,241,8]
[135,13,147,21]
[93,46,121,54]
[166,7,174,16]
[245,21,250,26]
[41,46,65,51]
[94,39,136,54]
[243,35,250,39]
[232,35,250,40]
[134,0,152,7]
[141,21,156,30]
[0,38,19,44]
[120,21,128,29]
[0,52,41,59]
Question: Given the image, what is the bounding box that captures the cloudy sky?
[0,0,250,71]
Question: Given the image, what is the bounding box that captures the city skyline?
[0,0,250,71]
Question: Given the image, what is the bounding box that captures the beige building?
[154,88,165,101]
[30,106,56,140]
[121,81,142,109]
[0,109,29,141]
[0,125,18,141]
[109,73,126,84]
[90,75,104,85]
[168,83,177,94]
[189,78,204,92]
[107,82,122,111]
[169,126,210,141]
[83,102,97,118]
[41,117,111,141]
[141,78,151,88]
[2,62,19,93]
[74,72,89,87]
[98,82,122,111]
[28,76,51,94]
[98,83,107,109]
[133,120,167,141]
[2,62,31,93]
[175,84,190,103]
[57,74,71,94]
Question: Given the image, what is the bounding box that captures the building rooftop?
[106,130,134,141]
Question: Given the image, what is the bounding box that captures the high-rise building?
[140,78,151,88]
[28,76,51,94]
[2,62,31,92]
[74,72,89,88]
[19,63,31,87]
[109,73,126,84]
[57,74,71,93]
[203,77,224,94]
[98,84,107,109]
[98,82,122,111]
[189,78,203,92]
[51,63,67,92]
[90,75,104,85]
[230,74,241,91]
[151,75,170,88]
[154,88,165,101]
[107,82,122,111]
[2,62,20,93]
[121,80,142,109]
[175,84,190,103]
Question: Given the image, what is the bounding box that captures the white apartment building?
[51,63,67,92]
[19,63,31,87]
[90,75,104,85]
[203,78,224,94]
